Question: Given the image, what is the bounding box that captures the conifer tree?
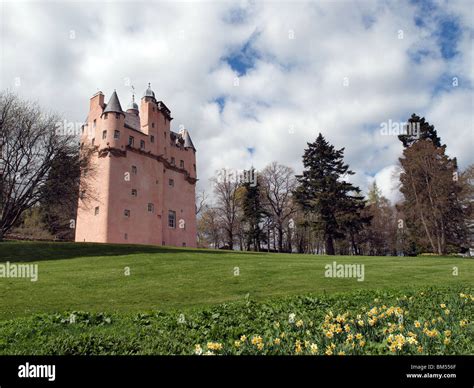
[294,133,367,255]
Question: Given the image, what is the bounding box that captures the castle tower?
[75,86,197,247]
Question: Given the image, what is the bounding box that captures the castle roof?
[103,91,124,115]
[127,100,139,112]
[124,112,140,132]
[183,130,195,150]
[176,129,195,150]
[143,83,156,99]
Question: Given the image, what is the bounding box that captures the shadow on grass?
[0,240,240,263]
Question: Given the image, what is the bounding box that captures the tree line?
[198,114,473,256]
[1,91,472,255]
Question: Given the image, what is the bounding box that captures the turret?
[101,91,125,149]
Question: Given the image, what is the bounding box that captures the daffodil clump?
[193,289,473,356]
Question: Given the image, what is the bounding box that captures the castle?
[75,85,197,247]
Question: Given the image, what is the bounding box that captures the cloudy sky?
[1,0,473,203]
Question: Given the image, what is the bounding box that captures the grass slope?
[0,241,473,321]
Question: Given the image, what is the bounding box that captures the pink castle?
[75,85,197,247]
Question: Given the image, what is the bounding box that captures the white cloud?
[1,0,472,201]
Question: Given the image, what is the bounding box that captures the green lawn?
[0,241,473,321]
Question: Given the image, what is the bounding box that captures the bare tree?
[260,162,297,252]
[195,190,208,216]
[0,91,93,241]
[210,168,240,250]
[197,205,222,248]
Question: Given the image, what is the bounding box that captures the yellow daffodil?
[194,344,203,355]
[207,342,223,351]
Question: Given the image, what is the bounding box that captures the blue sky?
[1,0,472,203]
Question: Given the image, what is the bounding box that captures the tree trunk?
[277,225,283,252]
[325,235,335,255]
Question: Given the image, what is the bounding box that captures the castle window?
[147,203,154,213]
[131,189,137,197]
[140,140,145,150]
[114,130,120,139]
[180,160,184,169]
[115,113,120,119]
[151,135,155,143]
[169,178,174,187]
[131,165,137,174]
[93,119,96,129]
[102,130,107,139]
[193,164,196,172]
[128,136,134,146]
[124,209,130,217]
[182,242,186,247]
[91,138,95,146]
[124,233,128,240]
[168,210,176,228]
[152,123,155,128]
[104,113,108,119]
[171,157,175,166]
[94,206,99,215]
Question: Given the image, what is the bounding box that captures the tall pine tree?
[294,133,367,255]
[241,168,267,251]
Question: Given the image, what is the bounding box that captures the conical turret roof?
[103,91,124,115]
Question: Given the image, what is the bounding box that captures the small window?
[193,164,196,172]
[180,160,184,169]
[93,119,97,129]
[102,130,107,139]
[152,123,155,128]
[91,138,95,146]
[168,210,176,228]
[140,140,145,150]
[115,113,120,119]
[124,233,128,240]
[114,130,120,139]
[124,209,130,217]
[147,203,154,213]
[171,157,175,166]
[182,242,186,247]
[104,113,108,119]
[151,135,155,143]
[129,136,135,146]
[94,206,99,215]
[131,165,137,174]
[131,189,137,197]
[169,178,174,187]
